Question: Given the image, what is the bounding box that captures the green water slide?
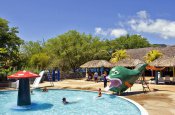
[108,63,147,93]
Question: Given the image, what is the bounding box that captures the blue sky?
[1,0,175,45]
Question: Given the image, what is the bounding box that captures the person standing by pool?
[94,72,98,83]
[87,72,93,81]
[103,71,108,88]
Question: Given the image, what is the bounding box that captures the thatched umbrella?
[150,56,175,78]
[150,56,175,67]
[80,60,114,68]
[114,58,145,67]
[80,60,114,78]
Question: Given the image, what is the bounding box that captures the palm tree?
[144,50,163,63]
[110,49,129,63]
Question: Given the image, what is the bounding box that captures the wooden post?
[85,68,88,78]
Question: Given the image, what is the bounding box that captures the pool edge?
[119,96,148,115]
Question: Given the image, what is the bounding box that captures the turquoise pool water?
[0,89,141,115]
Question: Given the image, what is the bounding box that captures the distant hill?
[152,44,167,47]
[126,46,175,61]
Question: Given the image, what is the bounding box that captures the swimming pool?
[0,89,145,115]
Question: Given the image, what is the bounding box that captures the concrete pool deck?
[1,79,175,115]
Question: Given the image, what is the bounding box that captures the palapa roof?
[80,60,114,68]
[80,46,175,68]
[127,46,175,61]
[114,58,145,67]
[149,56,175,67]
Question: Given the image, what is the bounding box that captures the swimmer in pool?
[98,88,102,97]
[42,87,48,92]
[62,97,69,104]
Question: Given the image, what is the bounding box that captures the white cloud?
[128,10,175,39]
[110,29,127,37]
[95,27,108,36]
[95,10,175,39]
[95,27,127,38]
[137,10,148,19]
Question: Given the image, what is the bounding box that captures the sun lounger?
[148,80,155,84]
[164,76,171,84]
[9,80,19,89]
[172,77,175,84]
[158,77,165,84]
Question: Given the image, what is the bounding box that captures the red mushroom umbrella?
[8,70,39,106]
[8,70,39,79]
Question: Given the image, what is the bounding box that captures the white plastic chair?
[10,80,19,89]
[158,77,165,84]
[172,77,175,84]
[164,76,171,84]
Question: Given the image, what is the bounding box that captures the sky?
[1,0,175,45]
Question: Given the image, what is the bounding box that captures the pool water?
[0,89,141,115]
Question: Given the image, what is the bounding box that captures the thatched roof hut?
[80,46,175,69]
[80,60,114,68]
[150,56,175,67]
[114,58,145,67]
[127,46,175,61]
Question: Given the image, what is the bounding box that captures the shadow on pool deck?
[122,91,145,96]
[120,89,170,96]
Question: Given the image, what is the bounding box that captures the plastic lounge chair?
[158,77,165,84]
[148,78,155,84]
[148,80,155,84]
[172,77,175,84]
[164,76,171,84]
[9,80,19,89]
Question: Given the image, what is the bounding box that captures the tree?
[20,41,43,58]
[110,49,129,63]
[18,30,153,73]
[115,34,151,49]
[144,50,163,63]
[45,30,109,72]
[20,41,47,70]
[0,18,23,76]
[29,53,49,70]
[0,48,7,54]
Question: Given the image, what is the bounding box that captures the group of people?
[87,71,108,88]
[87,72,99,83]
